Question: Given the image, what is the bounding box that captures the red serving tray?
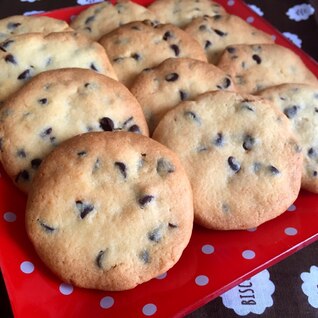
[1,1,318,317]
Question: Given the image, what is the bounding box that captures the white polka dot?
[246,16,254,23]
[287,204,296,212]
[59,283,73,295]
[285,227,298,236]
[247,227,257,232]
[3,212,16,222]
[227,0,235,6]
[271,35,277,41]
[201,244,215,254]
[142,303,157,316]
[242,250,256,260]
[156,272,167,280]
[100,296,114,309]
[20,261,34,274]
[195,275,209,286]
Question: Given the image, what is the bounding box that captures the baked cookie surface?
[99,20,207,87]
[26,131,193,291]
[130,57,235,134]
[184,14,273,64]
[217,44,318,94]
[0,15,72,42]
[0,31,117,103]
[0,68,148,193]
[71,0,158,41]
[153,90,302,230]
[258,83,318,193]
[148,0,226,28]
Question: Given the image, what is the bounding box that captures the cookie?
[0,68,148,193]
[99,20,208,87]
[217,44,318,94]
[148,0,226,28]
[0,31,117,104]
[184,14,273,64]
[258,83,318,193]
[0,15,72,42]
[25,131,193,291]
[71,0,158,41]
[130,57,235,134]
[153,90,302,230]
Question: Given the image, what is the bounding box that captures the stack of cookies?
[0,0,317,291]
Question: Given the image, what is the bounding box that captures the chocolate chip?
[139,250,150,264]
[138,195,155,208]
[31,158,42,169]
[213,14,222,20]
[90,63,98,71]
[148,227,162,243]
[85,16,95,24]
[131,25,141,30]
[75,200,94,219]
[84,26,92,32]
[17,69,31,80]
[131,53,141,61]
[253,162,262,173]
[128,125,141,133]
[204,40,212,49]
[228,156,240,173]
[165,73,179,82]
[77,151,87,157]
[157,158,175,175]
[115,161,127,178]
[113,57,124,63]
[315,107,318,113]
[179,90,187,101]
[5,54,16,64]
[0,138,3,151]
[283,105,298,119]
[197,145,208,152]
[96,250,105,269]
[0,39,14,51]
[243,135,255,151]
[17,149,26,158]
[241,103,255,112]
[226,46,236,53]
[38,220,55,233]
[313,171,318,177]
[170,44,180,56]
[15,170,29,182]
[214,29,227,36]
[123,116,133,127]
[217,77,231,89]
[268,165,280,175]
[308,147,318,159]
[168,223,178,228]
[7,22,21,29]
[163,31,172,41]
[93,158,101,172]
[38,98,48,105]
[184,111,201,124]
[99,117,114,131]
[199,24,207,31]
[222,203,230,213]
[252,54,262,64]
[40,127,52,138]
[213,132,224,146]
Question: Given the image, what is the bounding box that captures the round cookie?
[99,20,208,87]
[0,31,117,103]
[217,43,318,94]
[184,14,273,64]
[148,0,226,28]
[71,0,158,41]
[258,83,318,193]
[26,131,193,291]
[130,57,235,134]
[0,15,72,42]
[0,68,148,193]
[153,90,302,230]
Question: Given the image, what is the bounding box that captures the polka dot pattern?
[246,16,255,23]
[20,261,34,274]
[285,227,298,236]
[227,0,235,6]
[100,296,114,309]
[59,283,73,295]
[242,250,256,260]
[3,212,16,222]
[287,204,297,212]
[142,303,157,316]
[195,275,209,286]
[156,272,167,280]
[202,244,215,254]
